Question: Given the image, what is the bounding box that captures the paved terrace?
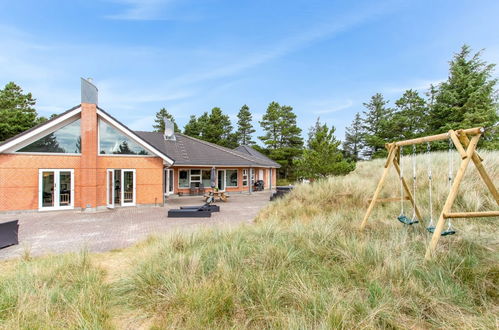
[0,191,271,260]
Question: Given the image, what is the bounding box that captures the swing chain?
[411,144,417,221]
[399,146,404,216]
[427,142,434,226]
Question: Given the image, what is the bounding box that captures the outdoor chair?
[189,183,198,196]
[198,183,206,195]
[0,220,19,249]
[181,202,220,212]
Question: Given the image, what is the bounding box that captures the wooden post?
[360,145,397,230]
[392,158,424,221]
[424,133,481,260]
[458,133,499,206]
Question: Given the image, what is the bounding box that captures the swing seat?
[397,215,419,225]
[426,226,456,236]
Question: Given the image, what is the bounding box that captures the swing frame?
[359,127,499,260]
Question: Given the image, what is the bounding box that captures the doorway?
[107,169,136,208]
[38,169,74,210]
[164,168,174,196]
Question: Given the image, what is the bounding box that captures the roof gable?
[0,105,82,153]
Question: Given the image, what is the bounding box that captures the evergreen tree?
[296,118,355,179]
[183,115,202,138]
[153,108,179,133]
[362,93,394,159]
[392,89,428,140]
[0,82,39,141]
[428,45,499,148]
[259,101,281,150]
[235,104,255,145]
[203,107,235,148]
[259,101,303,179]
[343,112,364,161]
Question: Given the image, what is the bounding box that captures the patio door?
[217,170,225,191]
[38,169,74,211]
[106,168,136,207]
[164,168,174,195]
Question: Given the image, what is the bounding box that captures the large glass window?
[99,120,151,155]
[17,119,81,153]
[226,169,238,187]
[179,170,189,188]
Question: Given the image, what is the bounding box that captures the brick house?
[0,79,279,213]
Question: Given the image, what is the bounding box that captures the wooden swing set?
[360,127,499,260]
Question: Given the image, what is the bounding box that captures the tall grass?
[0,151,497,329]
[0,252,112,329]
[115,151,498,328]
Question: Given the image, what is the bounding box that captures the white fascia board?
[97,109,174,165]
[0,107,82,153]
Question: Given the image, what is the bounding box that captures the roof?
[135,131,280,167]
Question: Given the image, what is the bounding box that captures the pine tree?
[183,115,202,138]
[153,108,179,133]
[392,89,428,140]
[259,101,281,150]
[235,104,255,145]
[343,112,364,161]
[296,118,355,179]
[428,45,499,148]
[259,101,303,179]
[0,82,39,141]
[202,107,234,147]
[362,93,394,159]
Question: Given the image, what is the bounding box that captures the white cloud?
[105,0,175,20]
[312,100,354,115]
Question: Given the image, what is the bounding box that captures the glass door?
[217,170,225,191]
[121,169,136,206]
[38,169,74,210]
[106,169,115,208]
[164,168,174,195]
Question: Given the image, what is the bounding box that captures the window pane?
[42,171,54,207]
[202,170,211,187]
[179,170,189,188]
[190,169,200,175]
[226,170,238,187]
[18,119,81,153]
[123,171,134,203]
[99,120,151,155]
[59,171,71,206]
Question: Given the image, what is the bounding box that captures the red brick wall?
[0,154,82,211]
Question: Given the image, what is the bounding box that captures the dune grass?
[0,151,497,329]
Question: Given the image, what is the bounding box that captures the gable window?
[99,119,151,155]
[242,169,248,186]
[226,169,238,187]
[17,119,81,154]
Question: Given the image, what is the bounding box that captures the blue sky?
[1,0,498,142]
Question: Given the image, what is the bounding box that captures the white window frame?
[121,169,136,207]
[189,169,202,185]
[38,169,75,211]
[242,169,248,186]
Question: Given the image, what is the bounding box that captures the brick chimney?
[80,78,98,211]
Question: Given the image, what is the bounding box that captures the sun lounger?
[0,220,19,249]
[180,204,220,212]
[168,206,212,218]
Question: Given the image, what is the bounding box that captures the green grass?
[1,151,497,329]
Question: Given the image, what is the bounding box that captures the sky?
[1,0,498,143]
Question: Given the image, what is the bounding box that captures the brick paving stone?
[0,191,272,260]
